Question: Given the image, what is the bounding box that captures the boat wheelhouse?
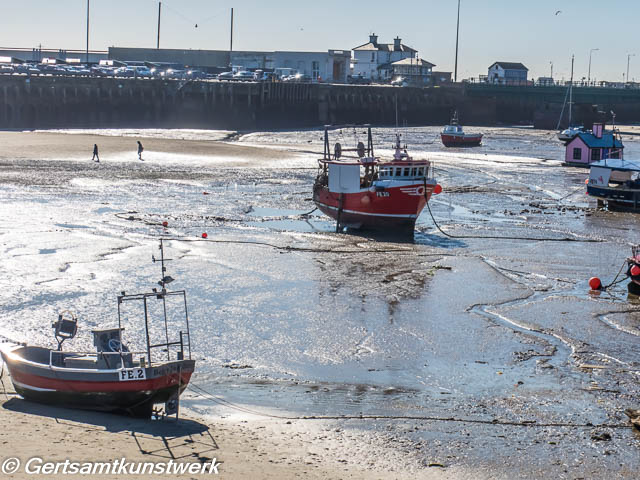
[313,126,440,234]
[0,240,195,418]
[586,158,640,211]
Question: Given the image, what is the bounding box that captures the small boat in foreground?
[313,126,441,234]
[0,239,195,418]
[440,112,483,147]
[586,158,640,211]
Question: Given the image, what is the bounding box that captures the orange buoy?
[162,221,168,228]
[434,184,443,195]
[584,179,589,185]
[589,277,602,290]
[631,265,640,277]
[202,233,208,239]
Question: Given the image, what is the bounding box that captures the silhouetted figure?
[137,141,144,161]
[92,144,99,162]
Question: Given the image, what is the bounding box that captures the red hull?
[441,133,483,147]
[1,346,195,417]
[313,183,432,231]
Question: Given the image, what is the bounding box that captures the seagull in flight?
[555,10,562,15]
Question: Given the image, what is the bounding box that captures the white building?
[487,62,529,85]
[229,50,350,83]
[352,34,417,81]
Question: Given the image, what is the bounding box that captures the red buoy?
[434,184,443,195]
[589,277,602,290]
[202,232,208,239]
[162,221,168,228]
[631,265,640,277]
[203,192,210,195]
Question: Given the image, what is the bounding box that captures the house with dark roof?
[352,34,417,81]
[488,61,528,85]
[564,123,624,167]
[391,58,435,86]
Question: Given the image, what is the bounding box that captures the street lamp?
[627,53,636,85]
[588,48,599,85]
[86,0,90,64]
[550,61,553,79]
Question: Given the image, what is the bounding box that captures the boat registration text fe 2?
[119,368,147,381]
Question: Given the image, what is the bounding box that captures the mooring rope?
[188,382,630,429]
[425,201,602,243]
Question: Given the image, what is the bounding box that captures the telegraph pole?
[454,0,460,82]
[229,8,234,67]
[157,2,161,49]
[86,0,90,63]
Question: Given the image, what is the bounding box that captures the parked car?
[347,74,371,85]
[391,76,408,87]
[39,64,66,76]
[0,65,14,74]
[131,66,153,78]
[217,71,234,81]
[286,73,312,83]
[233,70,256,82]
[258,72,277,82]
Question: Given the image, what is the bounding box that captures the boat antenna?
[568,54,574,127]
[395,93,399,130]
[153,239,174,360]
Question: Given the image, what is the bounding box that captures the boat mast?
[569,54,574,127]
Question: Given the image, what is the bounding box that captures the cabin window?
[610,149,620,159]
[591,149,601,161]
[394,168,400,177]
[403,168,410,176]
[418,167,424,176]
[573,148,581,160]
[411,168,417,176]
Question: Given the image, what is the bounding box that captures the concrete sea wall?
[2,75,640,130]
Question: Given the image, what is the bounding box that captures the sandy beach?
[0,368,468,480]
[1,128,639,479]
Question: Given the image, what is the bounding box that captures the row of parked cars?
[0,62,317,84]
[0,63,214,80]
[216,70,312,83]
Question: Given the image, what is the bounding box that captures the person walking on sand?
[137,141,144,161]
[92,144,100,162]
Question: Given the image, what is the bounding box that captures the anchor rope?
[187,382,631,429]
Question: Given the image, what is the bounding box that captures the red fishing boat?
[313,126,441,234]
[441,111,483,147]
[0,240,195,418]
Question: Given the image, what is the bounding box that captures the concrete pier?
[2,75,640,130]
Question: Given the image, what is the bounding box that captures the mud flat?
[0,128,639,479]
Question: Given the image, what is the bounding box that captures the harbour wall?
[2,76,640,131]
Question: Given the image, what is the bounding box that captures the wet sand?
[1,128,640,479]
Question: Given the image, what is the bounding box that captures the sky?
[1,0,639,82]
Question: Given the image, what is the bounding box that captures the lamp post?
[454,0,460,82]
[627,53,636,85]
[550,61,553,80]
[86,0,90,64]
[588,48,599,85]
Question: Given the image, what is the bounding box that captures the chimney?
[369,33,378,46]
[593,123,603,139]
[394,37,402,51]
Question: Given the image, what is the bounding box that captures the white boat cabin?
[443,124,463,134]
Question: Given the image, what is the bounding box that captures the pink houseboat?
[563,123,624,168]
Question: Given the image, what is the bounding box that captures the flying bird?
[555,10,562,15]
